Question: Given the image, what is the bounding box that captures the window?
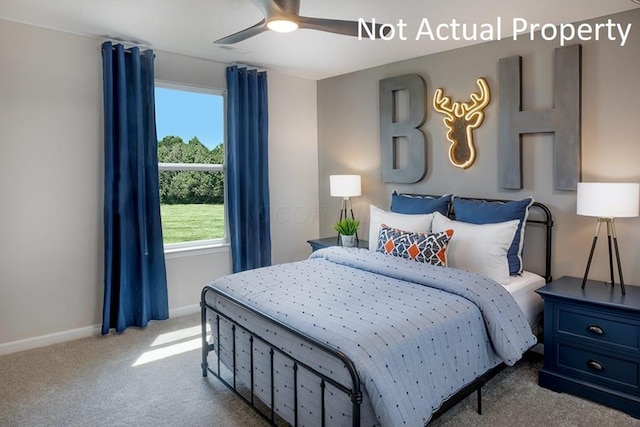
[155,82,226,251]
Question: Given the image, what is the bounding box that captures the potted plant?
[334,218,360,247]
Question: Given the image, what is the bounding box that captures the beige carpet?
[1,313,638,427]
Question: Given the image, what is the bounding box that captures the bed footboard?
[201,285,363,427]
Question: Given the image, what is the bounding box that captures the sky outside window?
[155,87,224,149]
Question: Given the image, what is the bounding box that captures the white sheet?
[503,271,545,330]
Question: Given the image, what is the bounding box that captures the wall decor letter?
[498,44,582,190]
[433,77,491,169]
[379,74,427,183]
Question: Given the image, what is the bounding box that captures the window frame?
[155,80,228,253]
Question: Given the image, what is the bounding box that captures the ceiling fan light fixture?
[267,18,299,33]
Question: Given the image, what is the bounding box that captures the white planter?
[341,234,357,247]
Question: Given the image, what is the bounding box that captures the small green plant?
[333,218,360,236]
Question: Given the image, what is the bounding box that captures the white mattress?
[503,271,545,330]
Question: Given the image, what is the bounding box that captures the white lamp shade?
[330,175,361,198]
[576,182,640,218]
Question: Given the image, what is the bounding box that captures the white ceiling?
[0,0,638,80]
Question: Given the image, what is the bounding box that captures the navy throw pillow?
[390,192,451,216]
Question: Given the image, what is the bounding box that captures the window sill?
[164,243,230,260]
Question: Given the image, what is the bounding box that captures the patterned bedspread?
[206,247,536,426]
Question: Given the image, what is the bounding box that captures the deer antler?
[433,89,458,145]
[433,89,456,120]
[462,78,490,122]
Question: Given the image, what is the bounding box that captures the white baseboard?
[0,303,202,356]
[169,303,200,318]
[0,324,102,356]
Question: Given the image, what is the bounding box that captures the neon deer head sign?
[433,77,491,169]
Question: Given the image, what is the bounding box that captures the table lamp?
[577,182,640,294]
[330,175,361,244]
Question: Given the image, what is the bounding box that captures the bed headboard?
[403,195,554,283]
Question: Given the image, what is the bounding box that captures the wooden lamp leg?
[582,220,602,289]
[606,221,615,287]
[611,219,626,295]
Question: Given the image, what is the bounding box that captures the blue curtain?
[226,66,271,272]
[101,42,168,334]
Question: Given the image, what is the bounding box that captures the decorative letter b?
[379,74,427,183]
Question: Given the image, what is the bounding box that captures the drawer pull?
[587,325,605,335]
[587,360,605,371]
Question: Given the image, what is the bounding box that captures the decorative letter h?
[498,44,582,191]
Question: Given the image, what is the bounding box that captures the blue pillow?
[452,197,534,275]
[391,192,451,216]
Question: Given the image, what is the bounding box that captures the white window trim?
[155,80,229,254]
[164,242,230,260]
[158,163,224,172]
[156,80,225,97]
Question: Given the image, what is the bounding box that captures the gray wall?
[317,8,640,283]
[0,19,319,351]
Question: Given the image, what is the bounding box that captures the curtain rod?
[229,62,268,73]
[102,39,153,53]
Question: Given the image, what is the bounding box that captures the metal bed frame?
[201,197,553,426]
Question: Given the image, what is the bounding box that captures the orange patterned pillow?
[376,224,454,266]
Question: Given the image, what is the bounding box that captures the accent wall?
[317,8,640,284]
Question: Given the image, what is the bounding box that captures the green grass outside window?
[160,204,225,244]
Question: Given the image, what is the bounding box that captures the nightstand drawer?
[557,306,640,351]
[557,342,640,392]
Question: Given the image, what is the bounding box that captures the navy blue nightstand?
[306,237,369,252]
[536,276,640,419]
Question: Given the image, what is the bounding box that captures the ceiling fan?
[214,0,387,44]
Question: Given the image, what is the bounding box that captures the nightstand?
[536,276,640,419]
[306,237,369,252]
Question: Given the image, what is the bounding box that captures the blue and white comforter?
[207,247,536,426]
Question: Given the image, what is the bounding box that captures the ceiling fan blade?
[297,16,389,38]
[249,0,288,19]
[214,20,268,44]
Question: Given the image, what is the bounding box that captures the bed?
[200,196,553,426]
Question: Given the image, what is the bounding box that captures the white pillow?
[431,212,518,286]
[369,205,434,251]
